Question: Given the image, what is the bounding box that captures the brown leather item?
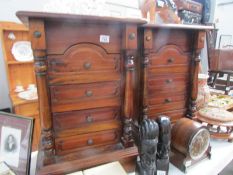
[174,0,203,14]
[16,11,212,174]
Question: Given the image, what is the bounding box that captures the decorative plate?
[11,41,33,62]
[18,90,38,101]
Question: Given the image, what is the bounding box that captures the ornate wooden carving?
[135,118,159,175]
[156,116,171,175]
[142,29,152,120]
[29,19,55,165]
[187,31,205,118]
[122,53,135,147]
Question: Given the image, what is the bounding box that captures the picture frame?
[0,112,34,175]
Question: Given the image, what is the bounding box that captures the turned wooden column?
[122,24,138,147]
[142,29,153,120]
[29,19,55,165]
[187,31,206,118]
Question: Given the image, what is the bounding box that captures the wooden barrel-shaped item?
[171,118,210,160]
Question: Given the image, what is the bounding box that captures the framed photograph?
[0,112,34,175]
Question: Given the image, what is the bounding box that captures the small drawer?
[149,46,190,67]
[148,93,186,106]
[148,74,189,93]
[48,49,120,73]
[148,109,187,123]
[148,93,187,114]
[148,101,186,114]
[47,44,121,85]
[53,107,120,131]
[50,81,121,113]
[55,130,120,155]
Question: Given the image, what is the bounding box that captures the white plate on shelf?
[18,90,38,101]
[11,41,33,62]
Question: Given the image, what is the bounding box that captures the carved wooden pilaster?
[142,53,149,119]
[187,31,205,118]
[29,19,55,165]
[142,29,152,120]
[122,52,135,147]
[122,24,138,147]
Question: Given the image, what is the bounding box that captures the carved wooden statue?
[136,118,159,175]
[156,116,171,175]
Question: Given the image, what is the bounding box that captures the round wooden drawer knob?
[87,139,93,145]
[167,58,174,63]
[86,116,93,123]
[85,90,93,97]
[83,62,92,70]
[166,79,173,84]
[165,98,172,103]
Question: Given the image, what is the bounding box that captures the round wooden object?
[171,118,210,160]
[199,107,233,122]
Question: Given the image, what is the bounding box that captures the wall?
[0,0,49,109]
[214,0,233,48]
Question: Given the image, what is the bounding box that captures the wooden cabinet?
[16,12,212,174]
[17,12,145,174]
[139,25,210,123]
[0,22,40,151]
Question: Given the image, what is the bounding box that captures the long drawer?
[148,93,186,106]
[148,99,187,114]
[148,109,187,123]
[149,46,190,67]
[53,107,120,131]
[148,74,189,93]
[55,129,121,155]
[50,81,121,113]
[47,44,121,85]
[148,45,190,74]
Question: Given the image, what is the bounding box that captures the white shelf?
[30,139,233,175]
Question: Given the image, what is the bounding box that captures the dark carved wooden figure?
[136,118,159,175]
[156,116,171,175]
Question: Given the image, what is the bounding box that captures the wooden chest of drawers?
[17,11,146,174]
[17,11,212,174]
[139,25,207,123]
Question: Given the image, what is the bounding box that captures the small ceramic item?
[18,90,38,101]
[27,84,36,91]
[11,41,33,62]
[197,74,210,110]
[8,32,16,40]
[14,85,24,93]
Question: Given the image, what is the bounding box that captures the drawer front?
[53,107,120,131]
[148,100,186,114]
[148,74,189,93]
[148,109,187,123]
[50,81,121,113]
[148,93,186,106]
[148,46,190,74]
[48,44,121,85]
[149,46,190,67]
[55,130,120,155]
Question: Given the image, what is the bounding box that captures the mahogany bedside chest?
[138,24,213,123]
[17,11,146,174]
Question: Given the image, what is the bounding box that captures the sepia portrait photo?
[0,126,21,168]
